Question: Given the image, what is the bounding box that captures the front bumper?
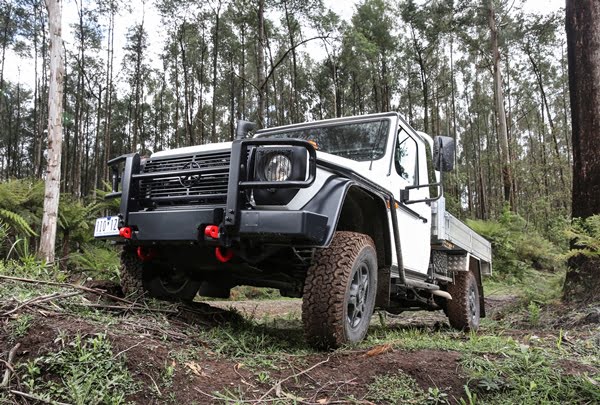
[100,139,324,246]
[124,208,327,243]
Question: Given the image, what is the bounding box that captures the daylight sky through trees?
[0,0,572,236]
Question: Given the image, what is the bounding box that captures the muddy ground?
[0,280,598,404]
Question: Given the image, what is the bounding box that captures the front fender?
[301,176,354,247]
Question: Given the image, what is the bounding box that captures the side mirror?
[433,136,455,172]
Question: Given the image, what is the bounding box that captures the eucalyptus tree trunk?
[256,0,265,128]
[178,27,193,145]
[283,0,298,122]
[39,0,65,263]
[211,0,221,142]
[488,0,513,210]
[565,0,600,303]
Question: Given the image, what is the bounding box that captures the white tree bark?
[488,0,513,208]
[39,0,64,263]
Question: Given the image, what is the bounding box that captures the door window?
[395,131,418,185]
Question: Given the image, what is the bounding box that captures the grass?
[483,267,565,303]
[1,259,598,404]
[200,317,312,369]
[229,285,281,300]
[20,333,137,405]
[8,313,33,339]
[366,371,449,404]
[463,344,600,404]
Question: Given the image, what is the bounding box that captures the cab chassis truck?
[95,112,492,348]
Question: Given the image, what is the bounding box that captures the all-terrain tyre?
[446,271,480,331]
[302,231,378,349]
[120,248,144,298]
[120,248,201,302]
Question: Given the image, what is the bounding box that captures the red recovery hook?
[137,246,156,262]
[215,246,234,263]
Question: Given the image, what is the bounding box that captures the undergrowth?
[20,333,137,405]
[467,208,566,280]
[464,344,600,404]
[366,370,449,404]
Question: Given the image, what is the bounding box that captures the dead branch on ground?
[2,292,82,317]
[0,343,20,387]
[0,275,134,306]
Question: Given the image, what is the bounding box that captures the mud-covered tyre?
[446,271,480,331]
[302,231,378,349]
[120,249,144,298]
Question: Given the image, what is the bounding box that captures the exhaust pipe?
[432,290,452,300]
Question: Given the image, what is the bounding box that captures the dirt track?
[1,283,597,404]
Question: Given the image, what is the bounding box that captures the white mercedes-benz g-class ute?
[95,112,492,348]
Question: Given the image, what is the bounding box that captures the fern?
[564,215,600,259]
[0,208,37,236]
[68,244,120,280]
[468,210,564,277]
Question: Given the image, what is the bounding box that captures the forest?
[1,0,570,226]
[0,0,599,404]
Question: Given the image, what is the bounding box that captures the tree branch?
[261,35,329,90]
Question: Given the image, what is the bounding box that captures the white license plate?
[94,216,120,237]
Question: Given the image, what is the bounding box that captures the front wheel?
[446,271,480,331]
[302,231,378,349]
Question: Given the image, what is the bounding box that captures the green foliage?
[0,179,43,258]
[8,238,38,264]
[467,208,564,279]
[460,386,478,405]
[527,301,541,327]
[20,333,137,405]
[366,371,447,404]
[0,208,36,236]
[484,267,564,304]
[464,345,600,404]
[9,313,33,339]
[565,214,600,259]
[67,243,121,281]
[229,286,281,300]
[0,258,65,282]
[59,194,112,251]
[0,179,121,265]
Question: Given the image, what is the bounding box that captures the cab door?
[391,129,432,274]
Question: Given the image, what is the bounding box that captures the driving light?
[263,154,292,181]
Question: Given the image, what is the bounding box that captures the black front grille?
[138,150,230,207]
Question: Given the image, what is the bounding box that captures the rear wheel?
[302,231,378,349]
[120,248,201,302]
[120,249,144,297]
[143,264,201,301]
[446,271,480,331]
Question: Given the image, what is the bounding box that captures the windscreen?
[261,119,390,162]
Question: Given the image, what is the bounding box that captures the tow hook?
[215,246,234,263]
[119,227,132,239]
[204,225,219,239]
[137,246,156,262]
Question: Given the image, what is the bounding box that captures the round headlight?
[263,154,292,181]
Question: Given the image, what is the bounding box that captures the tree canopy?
[0,0,570,232]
